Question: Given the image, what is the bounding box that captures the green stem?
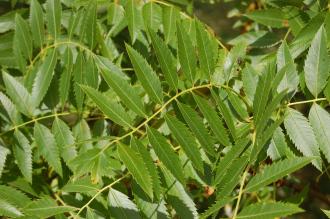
[75,173,129,218]
[287,97,327,106]
[232,168,249,219]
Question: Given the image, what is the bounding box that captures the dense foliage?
[0,0,330,218]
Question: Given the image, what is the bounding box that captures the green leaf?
[162,5,179,45]
[81,85,133,128]
[267,127,294,161]
[14,14,32,60]
[322,209,330,218]
[245,9,286,28]
[255,90,287,136]
[73,119,93,152]
[0,198,24,218]
[276,41,299,93]
[245,157,313,192]
[2,72,34,116]
[325,80,330,102]
[213,138,250,186]
[194,94,230,147]
[29,0,44,48]
[46,0,61,40]
[73,53,85,110]
[200,197,233,219]
[0,146,9,178]
[284,108,321,170]
[125,0,143,43]
[289,12,325,58]
[182,16,198,46]
[242,64,259,103]
[160,165,198,219]
[223,42,246,82]
[309,104,330,163]
[52,118,77,167]
[86,207,99,219]
[34,122,62,176]
[126,44,163,104]
[84,1,97,49]
[24,197,76,218]
[147,127,185,184]
[0,91,22,125]
[142,2,162,32]
[117,143,153,199]
[131,138,162,200]
[31,48,57,107]
[253,64,273,126]
[101,63,146,117]
[61,177,99,195]
[227,91,249,121]
[107,3,126,37]
[69,148,99,177]
[211,89,236,139]
[70,147,118,183]
[85,56,99,89]
[59,47,73,106]
[95,55,129,80]
[149,30,178,91]
[236,202,303,219]
[196,20,215,79]
[0,185,30,208]
[251,117,285,162]
[177,20,197,83]
[108,188,141,219]
[304,26,330,97]
[132,183,168,219]
[13,130,32,183]
[165,114,204,172]
[177,102,215,155]
[217,156,248,197]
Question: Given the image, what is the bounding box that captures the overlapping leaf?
[147,127,185,184]
[118,143,153,199]
[304,26,330,97]
[126,44,163,104]
[31,49,57,107]
[149,30,178,91]
[2,72,34,116]
[245,157,313,192]
[81,85,133,128]
[46,0,61,40]
[34,122,62,176]
[236,202,303,219]
[284,108,321,170]
[101,63,146,117]
[13,130,32,183]
[165,114,204,172]
[194,94,230,146]
[177,20,197,83]
[309,104,330,163]
[29,0,44,48]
